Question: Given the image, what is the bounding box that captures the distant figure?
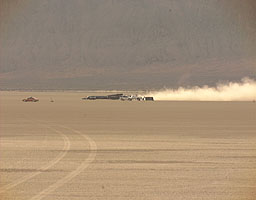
[253,100,255,103]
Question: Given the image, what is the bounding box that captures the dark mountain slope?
[0,0,255,89]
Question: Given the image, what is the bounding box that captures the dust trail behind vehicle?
[145,77,256,101]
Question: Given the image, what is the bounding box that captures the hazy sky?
[0,0,256,90]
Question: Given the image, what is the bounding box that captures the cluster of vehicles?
[82,94,154,101]
[22,94,154,102]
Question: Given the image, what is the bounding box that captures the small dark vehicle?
[144,97,154,101]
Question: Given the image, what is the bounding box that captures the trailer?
[82,94,123,100]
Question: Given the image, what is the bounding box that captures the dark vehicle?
[22,97,39,102]
[143,97,154,101]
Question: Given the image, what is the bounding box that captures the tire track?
[30,125,97,200]
[0,126,70,193]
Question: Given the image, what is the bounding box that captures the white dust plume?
[145,77,256,101]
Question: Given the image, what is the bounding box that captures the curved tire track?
[30,125,97,200]
[0,127,70,193]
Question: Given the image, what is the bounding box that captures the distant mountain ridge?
[0,0,256,90]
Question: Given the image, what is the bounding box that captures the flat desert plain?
[0,91,256,200]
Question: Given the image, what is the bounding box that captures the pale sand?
[0,91,256,200]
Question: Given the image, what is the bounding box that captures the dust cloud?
[146,77,256,101]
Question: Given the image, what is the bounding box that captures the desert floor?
[0,91,256,200]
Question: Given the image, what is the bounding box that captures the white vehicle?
[120,95,132,101]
